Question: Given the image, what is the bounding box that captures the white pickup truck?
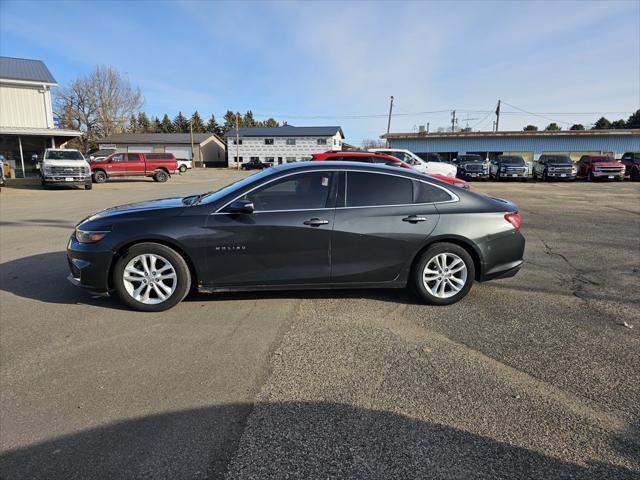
[36,149,93,190]
[369,148,458,177]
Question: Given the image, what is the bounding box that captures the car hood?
[42,160,89,168]
[82,197,187,223]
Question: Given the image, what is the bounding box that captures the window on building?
[265,139,274,145]
[233,156,244,162]
[286,157,297,163]
[346,172,413,207]
[242,172,333,211]
[265,157,275,163]
[286,138,296,145]
[317,138,327,145]
[232,139,243,145]
[250,157,259,162]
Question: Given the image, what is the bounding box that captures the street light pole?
[386,96,394,147]
[236,113,240,171]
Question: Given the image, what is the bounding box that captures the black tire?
[93,170,107,183]
[153,170,169,183]
[631,169,640,181]
[179,165,187,173]
[85,182,93,190]
[587,171,594,182]
[542,169,548,182]
[411,242,475,306]
[495,172,501,182]
[113,242,191,312]
[532,169,537,180]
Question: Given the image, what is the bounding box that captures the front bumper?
[546,172,576,179]
[66,235,114,294]
[498,171,529,178]
[460,171,489,179]
[592,171,624,179]
[43,175,91,186]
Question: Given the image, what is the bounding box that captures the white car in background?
[369,148,457,177]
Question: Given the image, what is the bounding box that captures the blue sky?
[1,0,638,144]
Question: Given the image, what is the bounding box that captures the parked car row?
[33,149,180,189]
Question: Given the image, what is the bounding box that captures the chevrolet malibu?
[67,162,525,311]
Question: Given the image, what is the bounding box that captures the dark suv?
[620,152,640,181]
[456,154,489,180]
[532,154,577,181]
[490,155,529,181]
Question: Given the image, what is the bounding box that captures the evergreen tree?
[206,114,223,136]
[611,119,627,129]
[523,125,538,131]
[261,118,279,128]
[128,114,138,133]
[160,114,174,133]
[190,111,206,133]
[593,117,611,129]
[223,110,238,134]
[137,112,150,133]
[173,111,189,133]
[569,124,585,130]
[626,109,640,128]
[243,110,256,128]
[149,116,161,133]
[544,123,561,131]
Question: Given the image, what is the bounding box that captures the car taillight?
[504,212,521,230]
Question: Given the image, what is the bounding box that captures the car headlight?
[571,166,577,173]
[75,229,110,243]
[500,166,506,172]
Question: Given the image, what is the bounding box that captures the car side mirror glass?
[226,199,254,214]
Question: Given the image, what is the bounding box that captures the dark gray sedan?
[67,162,525,311]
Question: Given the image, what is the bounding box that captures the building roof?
[0,56,57,84]
[226,125,344,138]
[99,133,220,145]
[382,129,640,139]
[0,126,80,137]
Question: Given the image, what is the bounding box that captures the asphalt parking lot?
[1,171,639,479]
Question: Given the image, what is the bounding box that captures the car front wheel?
[113,242,191,312]
[179,165,187,173]
[412,243,474,305]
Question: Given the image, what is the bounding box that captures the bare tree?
[56,66,143,151]
[361,138,385,149]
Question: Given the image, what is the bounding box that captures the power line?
[499,101,572,126]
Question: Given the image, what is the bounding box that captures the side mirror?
[31,154,38,162]
[226,199,254,214]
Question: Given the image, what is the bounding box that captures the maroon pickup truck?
[90,152,178,183]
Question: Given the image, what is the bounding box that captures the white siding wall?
[227,135,341,166]
[0,82,54,128]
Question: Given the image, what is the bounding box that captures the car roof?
[321,151,390,158]
[272,160,427,180]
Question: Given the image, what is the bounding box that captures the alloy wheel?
[122,254,177,304]
[422,253,468,299]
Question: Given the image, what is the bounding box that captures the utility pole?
[451,110,457,132]
[386,95,394,147]
[495,100,501,132]
[235,113,240,171]
[426,122,430,133]
[189,121,195,168]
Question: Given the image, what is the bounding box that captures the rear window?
[146,153,175,160]
[414,181,454,203]
[346,172,412,207]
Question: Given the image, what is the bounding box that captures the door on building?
[165,146,192,162]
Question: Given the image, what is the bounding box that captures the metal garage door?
[165,146,192,160]
[127,146,154,153]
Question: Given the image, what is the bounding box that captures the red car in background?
[90,152,178,183]
[311,151,470,190]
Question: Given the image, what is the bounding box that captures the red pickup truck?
[90,152,178,183]
[576,154,625,181]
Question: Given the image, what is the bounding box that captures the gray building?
[382,129,640,162]
[225,125,344,167]
[97,133,227,167]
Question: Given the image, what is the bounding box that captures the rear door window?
[346,172,412,207]
[413,181,454,203]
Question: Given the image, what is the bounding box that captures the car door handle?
[402,215,428,223]
[303,218,329,227]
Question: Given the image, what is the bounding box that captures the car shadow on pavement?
[0,251,421,308]
[0,402,637,480]
[0,251,128,310]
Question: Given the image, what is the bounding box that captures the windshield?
[498,156,525,164]
[543,155,571,164]
[45,150,84,161]
[197,168,275,204]
[459,155,483,163]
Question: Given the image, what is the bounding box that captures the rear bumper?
[481,260,523,281]
[66,235,113,294]
[478,230,526,282]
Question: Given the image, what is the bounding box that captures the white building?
[225,125,344,167]
[0,56,81,177]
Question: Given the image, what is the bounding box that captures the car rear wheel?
[179,165,187,173]
[587,171,594,182]
[113,242,191,312]
[93,170,107,183]
[411,243,474,305]
[153,170,169,182]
